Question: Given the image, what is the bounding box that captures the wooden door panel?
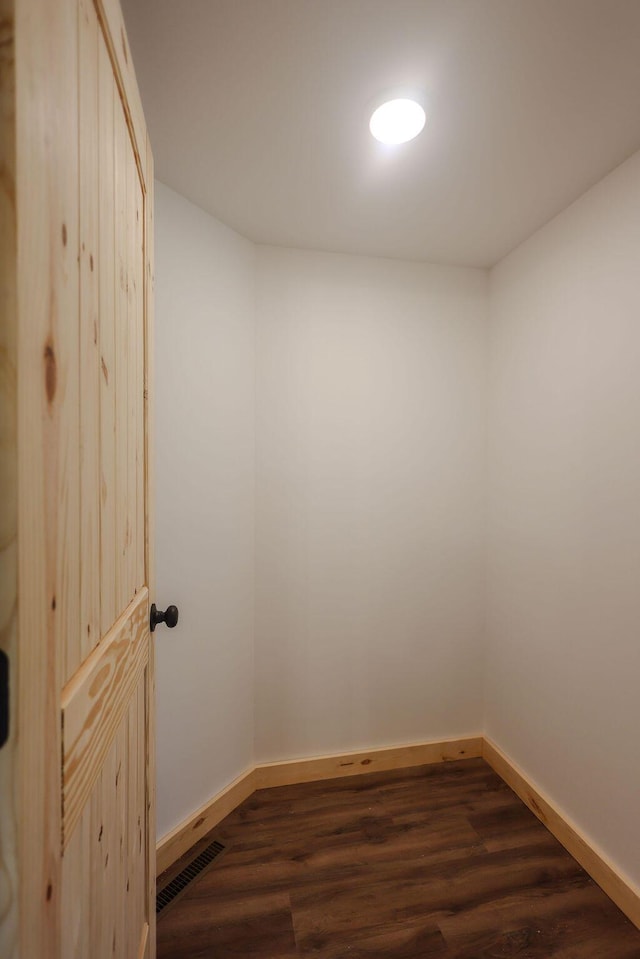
[131,155,146,597]
[62,674,149,959]
[62,587,149,846]
[63,0,147,685]
[114,90,130,619]
[135,170,146,595]
[60,0,152,950]
[52,0,82,694]
[0,1,18,952]
[4,0,156,954]
[13,1,83,954]
[79,0,102,670]
[99,23,118,642]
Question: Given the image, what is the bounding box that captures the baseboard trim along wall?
[156,767,256,876]
[156,735,640,932]
[156,736,480,875]
[482,738,640,930]
[254,736,483,789]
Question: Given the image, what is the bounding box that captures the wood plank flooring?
[157,758,640,958]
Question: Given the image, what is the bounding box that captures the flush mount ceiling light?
[369,97,426,145]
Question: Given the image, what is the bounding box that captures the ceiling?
[122,0,640,268]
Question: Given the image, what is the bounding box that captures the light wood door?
[1,0,156,956]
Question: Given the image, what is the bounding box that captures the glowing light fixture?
[369,97,426,145]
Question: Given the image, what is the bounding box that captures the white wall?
[255,247,487,761]
[154,150,640,902]
[486,150,640,888]
[154,181,255,839]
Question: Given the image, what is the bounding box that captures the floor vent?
[156,840,226,917]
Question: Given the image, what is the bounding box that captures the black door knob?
[150,603,179,632]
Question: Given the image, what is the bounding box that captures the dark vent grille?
[156,840,226,916]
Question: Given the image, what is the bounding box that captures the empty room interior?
[3,0,640,957]
[120,1,640,954]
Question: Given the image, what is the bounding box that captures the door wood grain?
[2,0,155,955]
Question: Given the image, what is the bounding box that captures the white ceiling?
[122,0,640,268]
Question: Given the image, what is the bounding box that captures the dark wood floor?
[157,758,640,958]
